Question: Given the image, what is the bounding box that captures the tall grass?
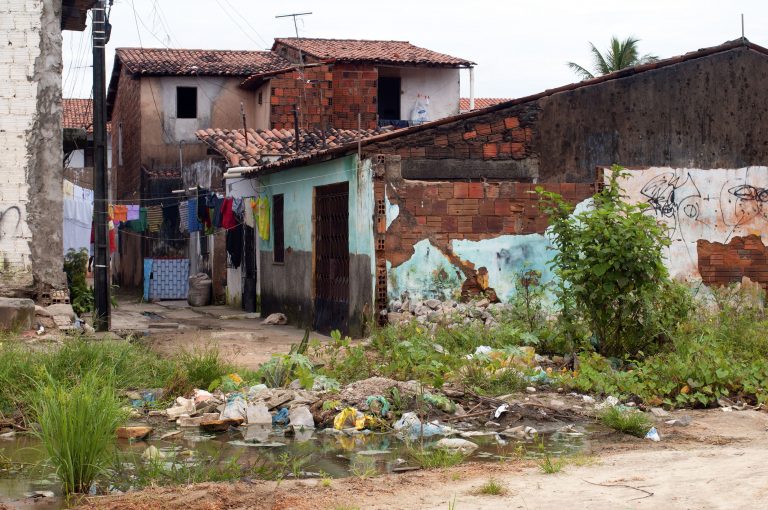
[30,372,125,494]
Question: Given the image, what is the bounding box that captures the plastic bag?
[410,95,430,124]
[333,407,360,430]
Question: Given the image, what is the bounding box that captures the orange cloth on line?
[113,205,128,222]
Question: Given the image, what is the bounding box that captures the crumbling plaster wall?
[0,0,66,296]
[612,166,768,288]
[381,157,595,302]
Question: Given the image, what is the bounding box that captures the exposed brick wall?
[111,69,142,200]
[385,177,594,268]
[331,64,377,130]
[269,63,377,131]
[698,235,768,289]
[270,65,333,131]
[364,103,541,180]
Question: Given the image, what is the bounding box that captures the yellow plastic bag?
[333,407,358,430]
[257,196,270,241]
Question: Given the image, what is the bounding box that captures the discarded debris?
[645,427,661,442]
[262,313,288,325]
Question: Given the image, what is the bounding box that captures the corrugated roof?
[196,126,394,168]
[115,48,292,76]
[273,38,474,67]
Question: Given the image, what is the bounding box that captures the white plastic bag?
[410,95,430,124]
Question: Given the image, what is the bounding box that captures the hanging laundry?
[127,204,140,221]
[257,196,270,241]
[179,201,189,233]
[163,203,180,233]
[209,194,224,228]
[221,197,237,230]
[226,223,243,269]
[232,197,244,222]
[188,198,202,232]
[112,205,128,223]
[146,206,163,232]
[197,194,211,230]
[243,197,255,228]
[127,207,148,232]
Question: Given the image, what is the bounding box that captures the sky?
[63,0,768,101]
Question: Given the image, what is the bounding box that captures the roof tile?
[196,126,395,169]
[273,38,473,67]
[459,97,512,111]
[115,48,292,76]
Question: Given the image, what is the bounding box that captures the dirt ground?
[69,409,768,510]
[110,299,328,369]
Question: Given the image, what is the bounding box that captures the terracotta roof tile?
[459,97,511,112]
[63,98,111,133]
[196,126,395,169]
[273,38,474,67]
[115,48,292,76]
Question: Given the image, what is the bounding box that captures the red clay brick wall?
[367,102,540,165]
[111,69,142,200]
[385,177,595,268]
[698,235,768,289]
[270,65,334,131]
[331,64,378,130]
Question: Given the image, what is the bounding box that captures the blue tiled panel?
[148,258,189,300]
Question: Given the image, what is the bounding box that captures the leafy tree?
[536,166,677,358]
[567,36,658,80]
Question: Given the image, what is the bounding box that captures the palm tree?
[567,36,659,80]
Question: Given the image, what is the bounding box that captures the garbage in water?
[494,404,510,419]
[435,438,479,453]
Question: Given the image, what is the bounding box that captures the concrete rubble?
[387,297,513,328]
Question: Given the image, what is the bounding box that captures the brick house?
[0,0,95,300]
[244,38,475,130]
[198,39,768,336]
[107,39,473,296]
[106,47,291,291]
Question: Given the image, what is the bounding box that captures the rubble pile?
[386,297,511,328]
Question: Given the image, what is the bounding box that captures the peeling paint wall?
[382,156,595,302]
[611,166,768,287]
[0,0,66,297]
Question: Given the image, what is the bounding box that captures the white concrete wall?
[0,0,44,283]
[398,67,460,122]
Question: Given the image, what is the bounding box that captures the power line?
[224,0,269,47]
[215,0,267,48]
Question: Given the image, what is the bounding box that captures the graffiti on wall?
[612,166,768,280]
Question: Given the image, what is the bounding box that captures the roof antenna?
[741,13,746,43]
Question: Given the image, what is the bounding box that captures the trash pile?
[385,297,510,328]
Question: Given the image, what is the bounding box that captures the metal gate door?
[313,182,349,334]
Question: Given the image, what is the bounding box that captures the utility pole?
[92,0,110,331]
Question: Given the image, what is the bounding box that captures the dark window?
[377,77,401,120]
[176,86,197,119]
[258,91,263,105]
[273,194,284,263]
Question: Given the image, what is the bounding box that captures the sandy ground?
[67,409,768,510]
[110,299,329,369]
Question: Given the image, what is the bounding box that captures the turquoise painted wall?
[258,154,375,261]
[387,198,594,304]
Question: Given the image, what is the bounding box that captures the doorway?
[377,77,401,121]
[313,182,350,334]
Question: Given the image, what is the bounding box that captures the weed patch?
[408,446,466,469]
[599,407,652,437]
[31,372,125,494]
[475,478,506,495]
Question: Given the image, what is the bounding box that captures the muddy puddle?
[0,422,589,509]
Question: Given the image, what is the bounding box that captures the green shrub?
[599,407,652,437]
[537,166,676,358]
[64,249,93,315]
[31,372,125,494]
[179,345,233,390]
